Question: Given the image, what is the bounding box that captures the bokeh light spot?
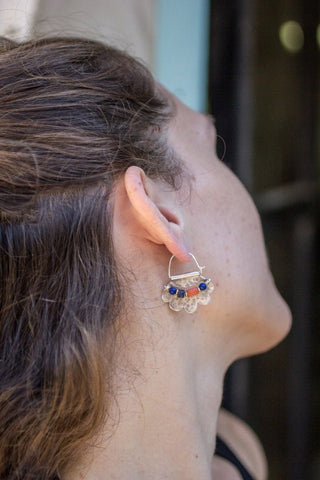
[279,20,304,53]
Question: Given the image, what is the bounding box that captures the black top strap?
[215,436,255,480]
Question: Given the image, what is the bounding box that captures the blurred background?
[0,0,318,478]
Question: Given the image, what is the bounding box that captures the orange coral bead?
[187,287,199,297]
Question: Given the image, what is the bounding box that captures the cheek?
[218,195,268,287]
[186,165,291,353]
[188,169,270,297]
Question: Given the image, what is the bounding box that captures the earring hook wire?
[168,252,205,281]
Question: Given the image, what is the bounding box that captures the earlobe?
[124,166,190,262]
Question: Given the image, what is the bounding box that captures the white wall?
[0,0,155,67]
[0,0,210,111]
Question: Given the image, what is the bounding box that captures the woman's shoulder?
[212,408,268,480]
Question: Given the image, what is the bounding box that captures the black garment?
[215,436,255,480]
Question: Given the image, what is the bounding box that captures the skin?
[212,409,268,479]
[65,91,292,480]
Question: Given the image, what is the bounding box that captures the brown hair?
[0,37,182,479]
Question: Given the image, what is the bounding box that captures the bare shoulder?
[215,408,268,480]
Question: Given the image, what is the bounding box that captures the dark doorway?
[209,1,320,478]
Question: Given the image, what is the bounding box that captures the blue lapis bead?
[199,282,207,291]
[177,289,186,298]
[169,286,177,295]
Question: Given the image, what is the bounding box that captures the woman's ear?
[123,166,190,262]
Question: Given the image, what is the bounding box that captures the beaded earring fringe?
[162,253,215,313]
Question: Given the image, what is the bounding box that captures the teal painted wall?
[154,0,210,112]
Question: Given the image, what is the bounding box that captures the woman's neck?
[65,314,230,480]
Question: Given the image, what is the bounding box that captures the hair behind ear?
[0,35,184,480]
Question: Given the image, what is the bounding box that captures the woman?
[0,37,291,480]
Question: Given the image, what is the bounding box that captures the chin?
[250,289,292,356]
[267,294,292,349]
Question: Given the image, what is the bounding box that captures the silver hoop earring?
[162,253,215,313]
